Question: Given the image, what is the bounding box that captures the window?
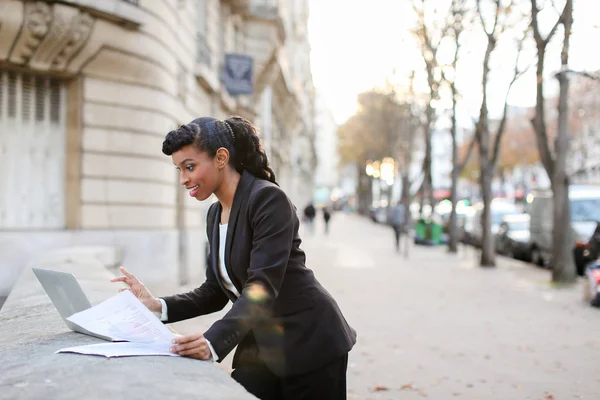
[571,198,600,222]
[0,71,66,229]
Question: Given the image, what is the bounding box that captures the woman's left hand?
[170,333,211,360]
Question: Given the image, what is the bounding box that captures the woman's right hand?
[110,266,162,313]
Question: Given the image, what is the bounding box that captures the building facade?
[567,73,600,185]
[0,0,316,297]
[313,91,338,204]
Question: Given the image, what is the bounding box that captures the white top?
[156,223,240,362]
[219,223,241,297]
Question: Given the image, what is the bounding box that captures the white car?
[529,185,600,274]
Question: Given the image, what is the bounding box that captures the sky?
[308,0,600,126]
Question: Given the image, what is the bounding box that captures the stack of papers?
[57,290,179,358]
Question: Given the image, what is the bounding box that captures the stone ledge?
[0,256,255,400]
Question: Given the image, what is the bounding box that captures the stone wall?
[0,252,255,399]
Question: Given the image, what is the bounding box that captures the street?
[155,212,600,400]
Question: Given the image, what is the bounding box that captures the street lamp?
[372,161,381,179]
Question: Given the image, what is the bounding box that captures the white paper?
[59,290,177,358]
[57,342,180,358]
[67,290,174,344]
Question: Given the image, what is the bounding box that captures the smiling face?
[172,144,224,201]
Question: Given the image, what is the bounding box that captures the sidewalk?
[151,212,600,400]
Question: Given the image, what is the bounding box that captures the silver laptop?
[32,268,112,341]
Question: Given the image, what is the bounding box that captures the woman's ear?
[215,147,230,169]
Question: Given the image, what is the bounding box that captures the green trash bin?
[414,219,444,245]
[429,222,443,245]
[415,219,427,242]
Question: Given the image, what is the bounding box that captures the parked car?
[471,199,521,248]
[495,214,531,261]
[528,185,600,275]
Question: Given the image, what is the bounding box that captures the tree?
[459,114,540,187]
[441,0,478,253]
[551,0,575,282]
[498,114,541,173]
[530,0,576,283]
[337,90,413,213]
[337,115,372,213]
[399,73,419,259]
[474,0,528,267]
[412,0,448,213]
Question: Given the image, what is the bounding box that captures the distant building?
[313,91,339,203]
[568,73,600,185]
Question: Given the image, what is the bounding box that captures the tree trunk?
[401,175,411,209]
[448,179,459,253]
[418,179,426,216]
[401,173,411,258]
[448,98,460,253]
[425,105,435,210]
[552,0,576,283]
[357,162,371,215]
[552,179,575,281]
[480,168,495,266]
[474,2,495,267]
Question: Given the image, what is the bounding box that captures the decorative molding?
[0,2,25,61]
[13,2,53,64]
[53,12,94,69]
[7,2,95,73]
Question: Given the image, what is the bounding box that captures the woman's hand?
[171,333,212,360]
[110,266,161,313]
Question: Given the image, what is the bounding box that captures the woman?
[111,117,356,400]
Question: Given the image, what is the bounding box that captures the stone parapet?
[0,254,255,400]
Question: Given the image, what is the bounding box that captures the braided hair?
[162,116,277,184]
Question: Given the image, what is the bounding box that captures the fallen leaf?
[373,386,389,392]
[545,395,554,399]
[400,384,414,390]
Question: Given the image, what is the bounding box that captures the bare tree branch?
[476,0,496,37]
[531,0,566,47]
[491,31,530,167]
[476,0,490,36]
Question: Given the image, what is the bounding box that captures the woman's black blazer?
[163,170,356,377]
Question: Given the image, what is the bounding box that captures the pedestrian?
[111,116,356,400]
[323,206,331,234]
[303,202,316,235]
[389,203,406,253]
